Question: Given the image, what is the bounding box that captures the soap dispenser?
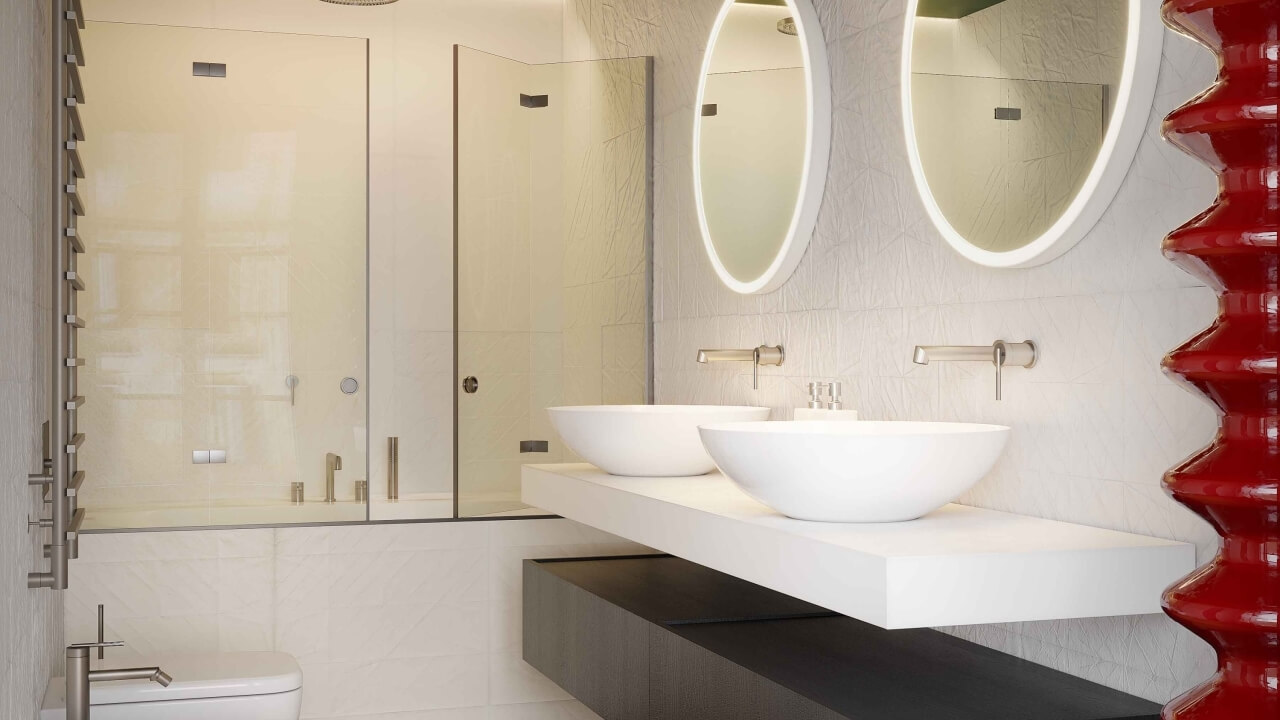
[795,381,859,421]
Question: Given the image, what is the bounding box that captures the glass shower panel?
[455,47,652,518]
[77,24,368,529]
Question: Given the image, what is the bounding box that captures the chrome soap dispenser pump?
[795,381,859,421]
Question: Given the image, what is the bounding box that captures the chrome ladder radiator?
[29,0,88,590]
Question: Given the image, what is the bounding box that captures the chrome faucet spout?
[912,345,996,365]
[697,349,757,363]
[89,667,172,686]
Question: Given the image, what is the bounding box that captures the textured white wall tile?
[1,3,62,717]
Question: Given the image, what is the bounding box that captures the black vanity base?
[523,555,1162,720]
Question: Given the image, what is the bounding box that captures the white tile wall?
[565,0,1223,705]
[68,520,650,719]
[0,1,64,718]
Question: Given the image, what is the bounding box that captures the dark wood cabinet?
[524,555,1162,720]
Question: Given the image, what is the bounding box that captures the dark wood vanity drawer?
[524,555,1162,720]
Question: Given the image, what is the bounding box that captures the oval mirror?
[694,0,830,295]
[903,0,1163,268]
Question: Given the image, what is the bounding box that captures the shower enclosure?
[71,23,651,531]
[454,47,653,517]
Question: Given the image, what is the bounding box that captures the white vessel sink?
[548,405,770,477]
[699,421,1010,522]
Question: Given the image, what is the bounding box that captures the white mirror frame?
[693,0,831,295]
[901,0,1165,268]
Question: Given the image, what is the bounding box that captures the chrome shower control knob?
[462,376,479,394]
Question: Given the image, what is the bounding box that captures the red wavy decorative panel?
[1159,1,1280,718]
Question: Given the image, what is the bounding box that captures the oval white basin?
[699,421,1010,522]
[548,405,771,477]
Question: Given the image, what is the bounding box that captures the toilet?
[40,651,302,720]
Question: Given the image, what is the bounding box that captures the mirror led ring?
[901,0,1165,269]
[693,0,831,295]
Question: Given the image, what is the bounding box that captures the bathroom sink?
[547,405,770,477]
[698,421,1010,522]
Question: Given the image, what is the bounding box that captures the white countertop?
[522,464,1195,629]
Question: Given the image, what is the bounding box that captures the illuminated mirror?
[694,0,830,294]
[903,0,1163,267]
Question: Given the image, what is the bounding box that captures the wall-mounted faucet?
[325,453,342,504]
[912,340,1037,400]
[697,345,785,390]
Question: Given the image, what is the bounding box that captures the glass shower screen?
[77,24,369,529]
[454,47,653,518]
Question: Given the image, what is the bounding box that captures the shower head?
[318,0,398,5]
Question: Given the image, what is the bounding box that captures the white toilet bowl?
[41,651,302,720]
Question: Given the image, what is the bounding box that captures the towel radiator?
[29,0,88,590]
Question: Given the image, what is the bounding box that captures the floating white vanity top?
[522,464,1195,630]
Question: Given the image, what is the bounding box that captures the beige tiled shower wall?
[77,24,368,514]
[0,1,63,717]
[565,0,1221,705]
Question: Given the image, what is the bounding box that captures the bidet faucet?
[66,642,171,720]
[325,453,342,504]
[697,345,784,390]
[912,340,1037,401]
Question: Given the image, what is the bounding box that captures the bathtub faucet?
[325,452,342,504]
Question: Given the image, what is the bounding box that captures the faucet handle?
[70,641,124,649]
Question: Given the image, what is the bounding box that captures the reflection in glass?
[909,0,1128,253]
[78,23,368,529]
[454,48,652,518]
[912,74,1106,252]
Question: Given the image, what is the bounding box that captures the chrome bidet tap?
[66,642,171,720]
